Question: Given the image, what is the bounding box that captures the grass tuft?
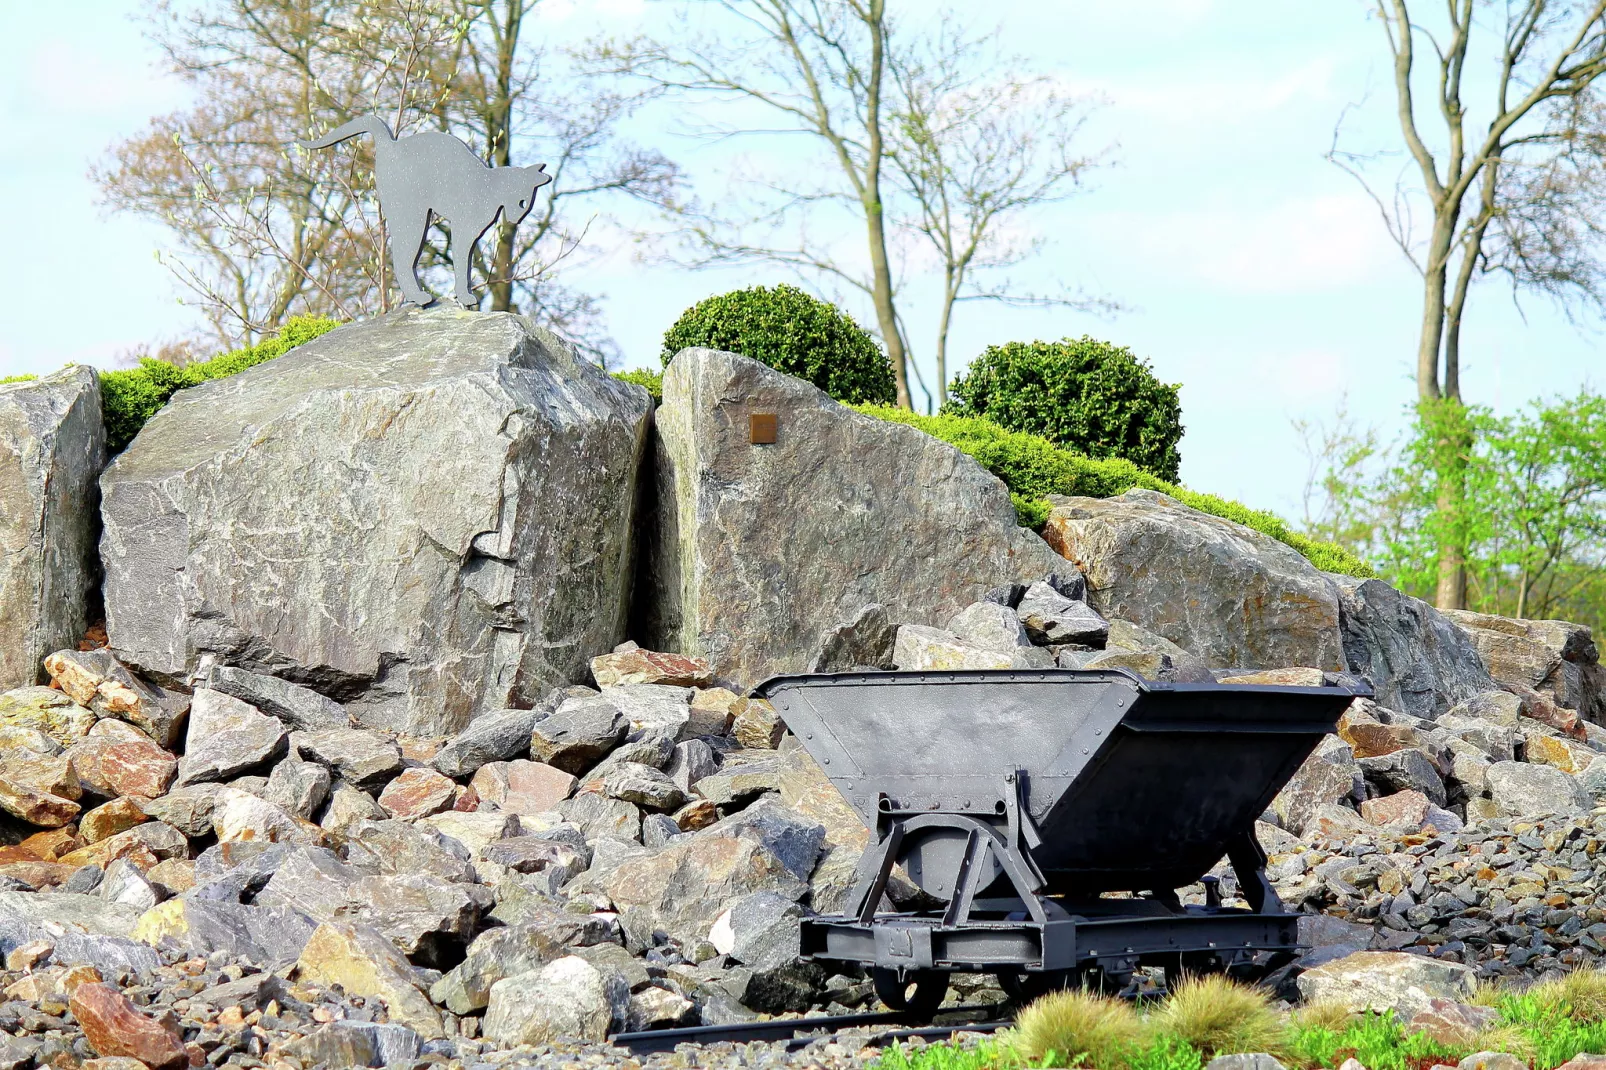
[1525,969,1606,1024]
[1011,987,1147,1069]
[1147,974,1287,1059]
[1289,1000,1356,1035]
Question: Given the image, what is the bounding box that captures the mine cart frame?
[754,668,1363,1010]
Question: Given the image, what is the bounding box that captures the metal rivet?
[822,758,830,765]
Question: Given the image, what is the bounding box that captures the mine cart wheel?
[1000,966,1130,1003]
[872,968,948,1018]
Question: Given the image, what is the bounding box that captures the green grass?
[0,374,39,385]
[854,404,1373,578]
[879,968,1606,1070]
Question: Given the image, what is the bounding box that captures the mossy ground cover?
[874,971,1606,1070]
[856,404,1372,578]
[0,374,38,385]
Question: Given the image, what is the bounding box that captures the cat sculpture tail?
[298,115,397,151]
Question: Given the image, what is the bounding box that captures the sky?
[2,0,1601,521]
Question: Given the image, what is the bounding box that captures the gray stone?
[602,762,687,811]
[1331,577,1496,719]
[1486,760,1592,817]
[667,739,718,793]
[430,910,619,1014]
[483,955,629,1045]
[203,664,347,731]
[177,688,287,785]
[1271,736,1364,834]
[140,783,225,838]
[1436,715,1517,762]
[642,347,1065,687]
[892,624,1039,670]
[1104,619,1213,680]
[284,1022,421,1070]
[346,873,490,963]
[1016,582,1109,645]
[0,367,104,691]
[602,684,698,740]
[643,812,682,847]
[1444,690,1523,726]
[99,309,652,736]
[1296,949,1476,1017]
[692,750,783,807]
[1358,748,1446,807]
[100,858,162,913]
[137,898,318,971]
[254,846,369,924]
[319,780,387,836]
[418,810,521,858]
[1205,1057,1287,1070]
[558,792,642,843]
[627,987,695,1031]
[433,706,542,778]
[947,601,1031,653]
[719,891,805,970]
[343,819,475,883]
[711,798,826,882]
[1042,489,1344,670]
[295,727,402,792]
[530,695,626,774]
[0,892,158,978]
[808,603,897,672]
[264,758,332,819]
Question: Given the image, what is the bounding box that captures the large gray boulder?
[99,310,652,735]
[1041,489,1344,670]
[641,348,1065,686]
[1446,610,1604,721]
[0,367,105,690]
[1331,577,1495,719]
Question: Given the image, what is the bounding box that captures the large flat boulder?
[0,367,105,690]
[640,348,1065,686]
[1041,489,1344,670]
[1446,610,1604,721]
[1332,577,1495,719]
[99,309,652,735]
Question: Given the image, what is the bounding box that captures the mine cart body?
[752,668,1362,1005]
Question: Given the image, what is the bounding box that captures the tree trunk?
[487,0,521,313]
[858,0,910,409]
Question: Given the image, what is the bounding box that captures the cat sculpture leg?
[449,220,482,309]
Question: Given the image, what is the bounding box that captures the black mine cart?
[752,668,1363,1012]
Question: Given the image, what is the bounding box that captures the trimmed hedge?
[101,316,341,452]
[947,336,1184,482]
[661,284,896,405]
[613,367,663,402]
[858,405,1372,578]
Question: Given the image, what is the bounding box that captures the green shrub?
[101,316,341,452]
[857,404,1373,578]
[661,284,896,405]
[613,367,663,402]
[947,337,1184,482]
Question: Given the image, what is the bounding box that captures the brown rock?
[68,737,178,798]
[673,799,718,831]
[591,647,713,689]
[70,981,187,1070]
[777,745,867,850]
[0,844,43,865]
[6,939,53,970]
[45,649,190,748]
[1507,682,1586,739]
[1360,790,1431,828]
[57,823,180,871]
[0,861,76,889]
[399,737,443,763]
[0,774,79,827]
[377,767,457,820]
[471,760,576,815]
[1525,730,1598,774]
[0,751,81,801]
[1338,709,1422,759]
[145,858,196,894]
[688,687,740,736]
[80,797,151,844]
[19,826,79,860]
[731,698,785,749]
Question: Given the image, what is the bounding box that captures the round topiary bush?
[660,284,896,405]
[946,336,1184,482]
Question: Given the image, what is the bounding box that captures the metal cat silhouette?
[299,115,553,309]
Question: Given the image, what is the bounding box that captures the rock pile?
[0,632,932,1064]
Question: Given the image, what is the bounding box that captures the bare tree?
[888,22,1107,405]
[1334,0,1606,609]
[97,0,677,353]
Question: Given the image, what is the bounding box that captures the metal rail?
[609,1004,1009,1054]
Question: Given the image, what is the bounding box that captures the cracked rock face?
[99,309,652,736]
[642,347,1065,687]
[0,367,105,691]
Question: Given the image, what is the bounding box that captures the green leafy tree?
[661,284,896,404]
[945,337,1183,482]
